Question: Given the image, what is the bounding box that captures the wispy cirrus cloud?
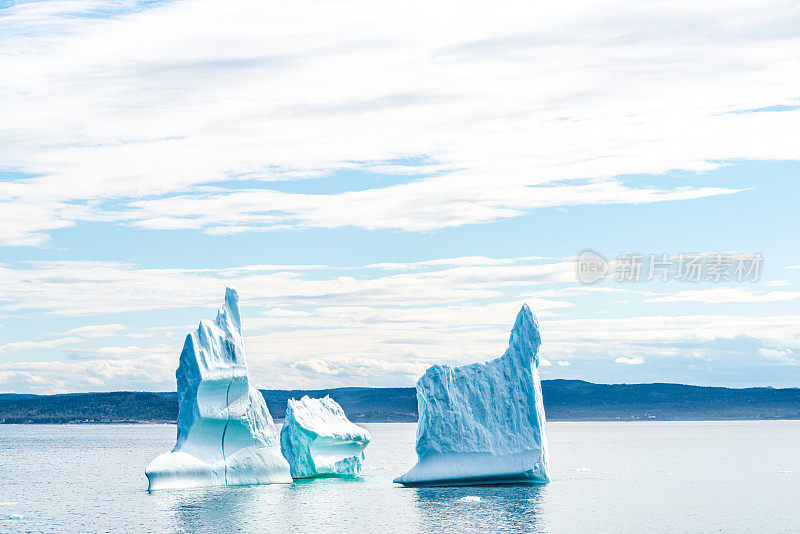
[0,337,82,354]
[3,0,800,245]
[0,257,576,316]
[123,180,740,235]
[647,288,800,303]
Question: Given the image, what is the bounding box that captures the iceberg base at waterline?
[145,382,292,490]
[145,288,291,490]
[146,441,292,490]
[394,304,550,486]
[280,395,371,479]
[392,450,549,486]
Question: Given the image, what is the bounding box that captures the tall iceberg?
[280,395,370,479]
[145,288,291,490]
[394,304,550,485]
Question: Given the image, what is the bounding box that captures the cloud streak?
[648,288,800,304]
[0,257,576,316]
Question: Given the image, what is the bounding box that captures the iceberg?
[145,288,291,490]
[280,395,370,478]
[394,304,550,486]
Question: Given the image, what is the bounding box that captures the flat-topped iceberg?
[280,395,370,478]
[394,304,550,486]
[145,288,291,490]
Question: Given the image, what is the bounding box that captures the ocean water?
[1,421,798,533]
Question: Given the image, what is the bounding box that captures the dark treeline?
[1,380,799,424]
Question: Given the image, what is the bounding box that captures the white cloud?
[0,337,82,353]
[0,257,576,316]
[365,256,553,270]
[648,288,800,303]
[546,314,800,350]
[61,324,126,338]
[124,181,739,236]
[66,345,160,360]
[0,352,175,394]
[2,254,800,392]
[615,356,644,365]
[557,360,570,367]
[3,0,800,244]
[0,324,125,353]
[757,348,797,363]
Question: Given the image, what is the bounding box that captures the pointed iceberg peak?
[215,286,241,334]
[145,288,290,490]
[509,303,542,367]
[394,304,550,486]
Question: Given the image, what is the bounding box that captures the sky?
[1,0,799,394]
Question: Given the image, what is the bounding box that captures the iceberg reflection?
[410,484,546,533]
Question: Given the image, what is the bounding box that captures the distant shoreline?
[4,418,800,425]
[2,380,799,424]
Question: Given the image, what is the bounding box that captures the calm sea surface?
[1,421,798,533]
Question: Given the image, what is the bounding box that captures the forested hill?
[1,380,799,424]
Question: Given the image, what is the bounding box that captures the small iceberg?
[145,288,291,490]
[280,395,370,478]
[394,304,550,486]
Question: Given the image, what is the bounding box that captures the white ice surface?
[145,288,291,490]
[394,304,550,485]
[280,395,370,478]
